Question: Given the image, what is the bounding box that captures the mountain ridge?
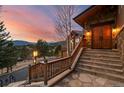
[13,40,66,46]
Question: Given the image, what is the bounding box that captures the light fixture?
[112,27,120,38]
[33,50,38,57]
[86,31,90,36]
[33,50,38,64]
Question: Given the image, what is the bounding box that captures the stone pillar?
[121,40,124,73]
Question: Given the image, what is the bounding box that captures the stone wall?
[116,6,124,70]
[116,28,124,70]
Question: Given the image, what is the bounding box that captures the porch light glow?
[86,32,90,36]
[33,50,38,64]
[112,28,117,33]
[33,51,38,57]
[112,28,120,38]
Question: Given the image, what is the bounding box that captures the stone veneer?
[54,71,124,87]
[116,27,124,71]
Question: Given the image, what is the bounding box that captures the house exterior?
[74,5,124,50]
[27,5,124,87]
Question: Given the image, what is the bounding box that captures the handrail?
[48,37,83,64]
[48,56,70,63]
[71,37,83,56]
[113,25,124,48]
[115,25,124,40]
[28,36,83,85]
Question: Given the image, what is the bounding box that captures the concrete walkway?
[54,70,124,87]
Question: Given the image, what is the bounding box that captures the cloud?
[1,5,58,42]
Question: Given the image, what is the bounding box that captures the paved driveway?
[0,67,28,86]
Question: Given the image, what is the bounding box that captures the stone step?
[82,53,120,59]
[80,56,121,63]
[79,60,122,69]
[84,50,120,55]
[79,61,122,69]
[85,48,119,52]
[79,59,122,65]
[81,55,120,61]
[78,63,123,75]
[76,49,123,83]
[76,67,124,82]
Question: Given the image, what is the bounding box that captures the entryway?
[92,24,112,49]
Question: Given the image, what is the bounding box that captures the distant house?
[60,30,82,57]
[69,30,82,52]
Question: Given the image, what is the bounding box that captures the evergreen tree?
[54,45,62,56]
[36,39,49,58]
[0,21,17,73]
[20,46,31,60]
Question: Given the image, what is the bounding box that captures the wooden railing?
[113,26,124,68]
[28,37,83,85]
[113,26,124,48]
[115,26,124,40]
[28,63,44,82]
[71,37,83,65]
[47,57,71,79]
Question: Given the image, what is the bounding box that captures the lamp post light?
[33,50,38,64]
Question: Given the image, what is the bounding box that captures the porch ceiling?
[73,5,117,27]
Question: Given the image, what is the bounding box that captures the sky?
[0,5,90,42]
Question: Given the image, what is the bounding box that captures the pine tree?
[0,21,17,73]
[36,39,49,58]
[20,46,31,60]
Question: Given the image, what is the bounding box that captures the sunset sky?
[0,5,89,42]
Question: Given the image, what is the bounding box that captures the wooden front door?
[92,24,112,49]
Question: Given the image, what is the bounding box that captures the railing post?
[27,64,31,84]
[0,79,3,87]
[44,59,48,86]
[69,56,72,70]
[80,37,83,47]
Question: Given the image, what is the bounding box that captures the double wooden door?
[92,24,112,49]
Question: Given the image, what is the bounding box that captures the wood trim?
[90,20,115,27]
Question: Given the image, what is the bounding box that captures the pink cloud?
[1,5,58,42]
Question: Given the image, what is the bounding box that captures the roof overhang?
[73,6,114,27]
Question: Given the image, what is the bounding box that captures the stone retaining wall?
[116,28,124,71]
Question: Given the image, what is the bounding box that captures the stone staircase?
[76,48,124,82]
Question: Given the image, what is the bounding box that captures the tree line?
[0,21,62,74]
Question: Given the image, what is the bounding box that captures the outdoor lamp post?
[33,50,38,64]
